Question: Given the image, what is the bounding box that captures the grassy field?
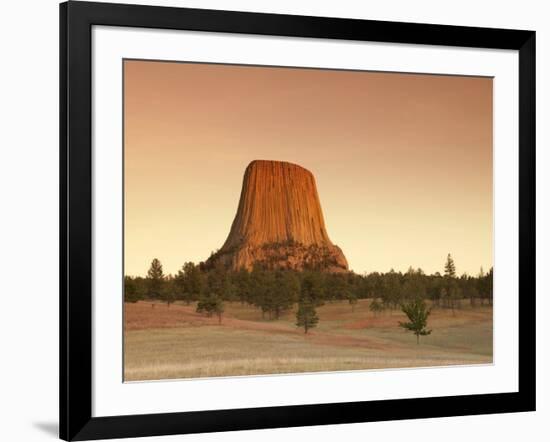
[124,299,493,381]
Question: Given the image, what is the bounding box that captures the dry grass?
[124,300,492,381]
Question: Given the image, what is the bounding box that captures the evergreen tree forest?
[125,255,493,329]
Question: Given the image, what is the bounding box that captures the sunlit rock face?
[206,160,348,272]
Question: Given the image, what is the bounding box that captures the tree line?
[125,254,492,333]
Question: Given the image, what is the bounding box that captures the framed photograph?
[60,1,536,440]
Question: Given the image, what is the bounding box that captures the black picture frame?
[59,1,536,440]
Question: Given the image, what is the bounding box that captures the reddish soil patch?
[126,302,303,336]
[344,315,403,330]
[125,301,386,350]
[124,301,214,331]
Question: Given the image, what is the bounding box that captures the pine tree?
[447,281,461,314]
[124,276,142,303]
[250,268,272,319]
[347,291,358,312]
[399,298,432,344]
[442,254,458,311]
[478,266,485,278]
[486,267,493,306]
[271,271,300,319]
[444,253,456,278]
[206,262,237,301]
[175,262,204,304]
[382,270,402,310]
[401,274,427,301]
[196,293,225,324]
[369,298,384,316]
[469,285,479,307]
[325,274,349,302]
[174,268,186,303]
[161,275,175,307]
[300,272,325,307]
[296,296,319,334]
[146,258,164,304]
[234,268,251,305]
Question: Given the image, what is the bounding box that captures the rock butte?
[206,160,348,272]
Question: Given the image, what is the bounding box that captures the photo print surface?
[123,60,493,381]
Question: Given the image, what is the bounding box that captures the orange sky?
[124,59,493,277]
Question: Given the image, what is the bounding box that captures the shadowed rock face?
[206,160,348,272]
